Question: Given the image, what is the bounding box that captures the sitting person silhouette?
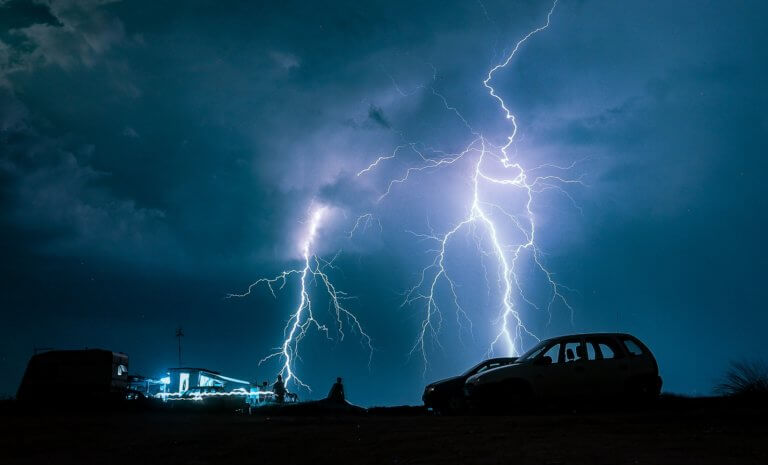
[327,377,345,403]
[575,345,588,361]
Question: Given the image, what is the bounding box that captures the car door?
[559,338,589,400]
[528,342,564,399]
[621,336,656,383]
[530,340,586,401]
[585,336,628,398]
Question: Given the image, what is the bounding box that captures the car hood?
[426,375,465,389]
[466,362,529,385]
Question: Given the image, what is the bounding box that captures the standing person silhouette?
[327,377,345,403]
[273,374,286,403]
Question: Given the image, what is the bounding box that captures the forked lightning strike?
[228,206,372,391]
[359,0,582,369]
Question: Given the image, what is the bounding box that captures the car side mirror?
[535,356,552,366]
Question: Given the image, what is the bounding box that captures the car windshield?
[462,361,488,377]
[518,341,552,362]
[462,358,517,376]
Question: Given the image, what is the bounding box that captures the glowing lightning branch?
[347,212,382,238]
[228,206,373,391]
[359,0,582,369]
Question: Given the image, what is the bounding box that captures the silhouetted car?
[423,357,517,413]
[464,333,662,411]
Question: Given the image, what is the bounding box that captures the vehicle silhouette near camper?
[16,349,129,405]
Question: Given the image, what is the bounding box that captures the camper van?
[17,349,129,405]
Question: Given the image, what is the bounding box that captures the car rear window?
[622,338,645,356]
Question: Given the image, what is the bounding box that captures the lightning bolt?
[359,0,582,369]
[228,205,373,391]
[347,212,382,238]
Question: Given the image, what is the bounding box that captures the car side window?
[586,342,598,361]
[588,338,623,359]
[562,341,585,362]
[540,343,561,364]
[623,338,645,356]
[597,343,617,359]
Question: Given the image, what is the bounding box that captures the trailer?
[16,349,129,405]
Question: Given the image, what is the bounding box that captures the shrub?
[715,359,768,397]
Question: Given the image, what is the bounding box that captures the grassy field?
[2,398,767,464]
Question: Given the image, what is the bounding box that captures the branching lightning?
[228,206,373,391]
[358,0,583,369]
[229,0,579,387]
[347,212,382,238]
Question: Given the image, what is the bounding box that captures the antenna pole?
[175,326,184,367]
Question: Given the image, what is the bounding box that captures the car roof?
[541,332,639,342]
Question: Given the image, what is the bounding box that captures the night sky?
[1,0,767,406]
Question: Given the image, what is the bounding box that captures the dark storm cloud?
[1,126,172,261]
[1,0,766,402]
[0,0,60,31]
[0,0,123,80]
[367,104,391,129]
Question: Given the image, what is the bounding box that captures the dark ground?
[2,398,767,465]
